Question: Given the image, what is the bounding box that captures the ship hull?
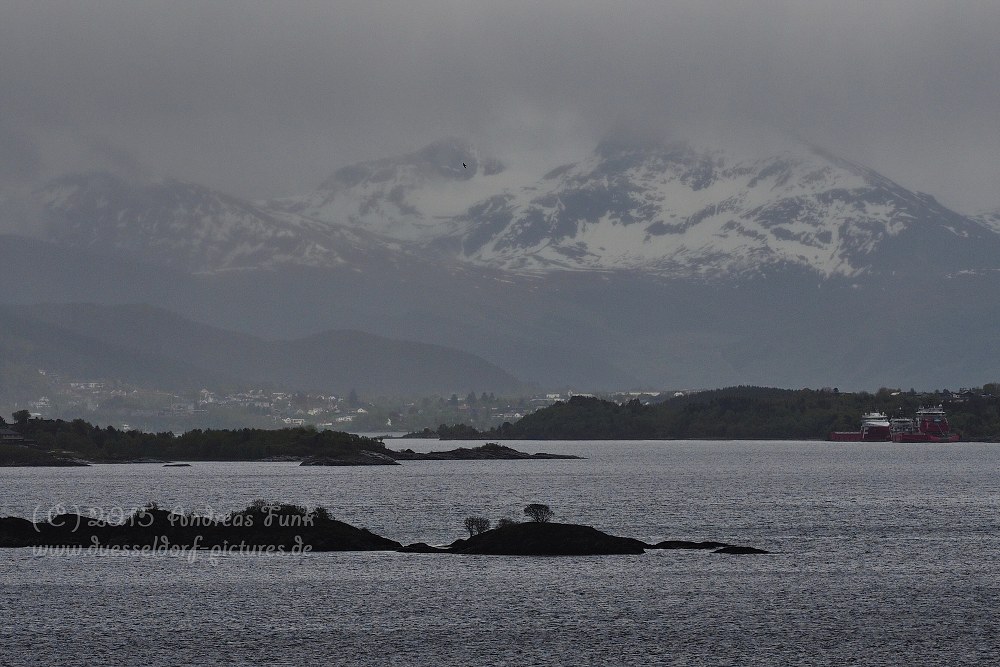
[829,427,891,442]
[891,432,960,443]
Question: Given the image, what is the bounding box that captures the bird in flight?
[463,162,467,169]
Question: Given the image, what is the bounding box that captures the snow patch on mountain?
[270,137,512,241]
[37,137,998,281]
[972,208,1000,234]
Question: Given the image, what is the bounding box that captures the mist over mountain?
[0,303,524,396]
[5,135,1000,392]
[39,172,411,273]
[271,137,506,242]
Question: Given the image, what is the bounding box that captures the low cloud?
[1,1,997,210]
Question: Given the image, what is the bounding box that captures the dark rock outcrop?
[652,540,730,550]
[390,442,581,461]
[0,517,36,547]
[398,542,450,553]
[651,539,769,554]
[713,545,769,555]
[448,521,646,555]
[300,451,399,466]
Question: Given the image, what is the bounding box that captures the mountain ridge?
[39,172,417,274]
[443,140,1000,279]
[9,136,1000,391]
[32,137,1000,282]
[0,303,526,396]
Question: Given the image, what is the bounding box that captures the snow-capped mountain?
[14,142,1000,392]
[277,137,1000,281]
[39,172,405,273]
[455,140,1000,278]
[35,137,1000,282]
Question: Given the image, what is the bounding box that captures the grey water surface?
[2,440,999,665]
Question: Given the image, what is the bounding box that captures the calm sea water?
[2,440,999,665]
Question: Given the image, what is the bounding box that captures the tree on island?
[464,516,491,537]
[524,503,554,523]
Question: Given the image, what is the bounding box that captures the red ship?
[890,405,960,442]
[829,411,891,441]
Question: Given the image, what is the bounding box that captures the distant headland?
[0,416,579,467]
[409,386,1000,441]
[6,384,1000,469]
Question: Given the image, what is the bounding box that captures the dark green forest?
[431,386,1000,440]
[2,415,387,462]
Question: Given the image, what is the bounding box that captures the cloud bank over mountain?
[4,3,1000,394]
[1,1,998,211]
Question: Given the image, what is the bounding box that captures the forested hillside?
[2,416,387,462]
[438,387,1000,440]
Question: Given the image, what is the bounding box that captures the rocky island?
[300,451,400,466]
[0,501,767,556]
[0,502,401,551]
[400,524,765,556]
[442,521,647,555]
[390,442,581,461]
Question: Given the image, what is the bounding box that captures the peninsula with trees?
[0,412,578,466]
[414,386,1000,441]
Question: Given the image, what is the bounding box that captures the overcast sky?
[2,0,998,211]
